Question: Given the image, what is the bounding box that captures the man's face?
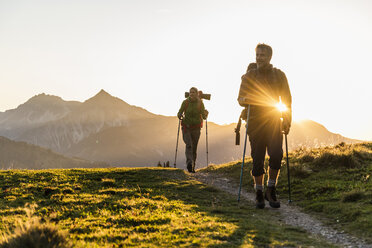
[256,48,271,68]
[189,89,198,100]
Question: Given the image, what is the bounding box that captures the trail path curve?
[192,172,372,248]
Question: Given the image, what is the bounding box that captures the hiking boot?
[191,161,196,173]
[265,186,280,208]
[255,190,265,209]
[187,163,192,173]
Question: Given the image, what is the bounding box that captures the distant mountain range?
[0,90,361,169]
[0,136,107,169]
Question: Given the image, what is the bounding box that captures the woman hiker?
[177,87,208,173]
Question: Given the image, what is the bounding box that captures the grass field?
[201,142,372,244]
[0,167,334,247]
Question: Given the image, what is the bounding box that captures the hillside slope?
[0,136,107,169]
[0,168,333,247]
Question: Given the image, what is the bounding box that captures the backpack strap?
[184,99,189,112]
[184,98,202,112]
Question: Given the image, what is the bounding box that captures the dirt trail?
[192,172,372,248]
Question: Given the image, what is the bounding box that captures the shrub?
[361,143,372,150]
[313,151,360,168]
[0,219,71,248]
[298,154,314,163]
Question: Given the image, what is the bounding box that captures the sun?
[275,97,287,112]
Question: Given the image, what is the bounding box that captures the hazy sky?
[1,0,371,140]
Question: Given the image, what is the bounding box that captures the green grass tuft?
[0,210,71,248]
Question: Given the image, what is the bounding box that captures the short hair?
[190,87,198,93]
[255,43,273,58]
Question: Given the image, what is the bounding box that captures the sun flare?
[275,97,287,112]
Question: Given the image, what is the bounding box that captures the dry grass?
[0,204,71,248]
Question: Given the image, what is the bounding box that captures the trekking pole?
[206,118,209,166]
[276,96,291,202]
[284,133,292,203]
[237,105,250,202]
[173,119,181,168]
[277,95,292,203]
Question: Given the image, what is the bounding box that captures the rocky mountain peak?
[96,89,112,97]
[83,89,129,109]
[25,93,64,106]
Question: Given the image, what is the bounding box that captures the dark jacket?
[237,64,292,135]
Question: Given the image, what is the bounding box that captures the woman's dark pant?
[182,128,201,167]
[249,127,283,177]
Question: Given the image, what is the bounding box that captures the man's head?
[255,43,272,69]
[189,87,198,101]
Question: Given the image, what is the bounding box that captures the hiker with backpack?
[237,43,292,209]
[177,87,208,173]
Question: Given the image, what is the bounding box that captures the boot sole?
[265,193,280,208]
[268,202,280,208]
[256,202,265,209]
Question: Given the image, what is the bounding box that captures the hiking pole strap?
[285,133,291,203]
[174,119,181,168]
[238,105,250,202]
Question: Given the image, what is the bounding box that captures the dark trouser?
[249,126,283,177]
[182,127,201,167]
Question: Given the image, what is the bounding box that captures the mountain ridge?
[0,136,107,169]
[0,90,362,169]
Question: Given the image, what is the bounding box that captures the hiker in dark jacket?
[238,43,292,209]
[178,87,208,173]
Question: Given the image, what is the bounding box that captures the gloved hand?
[282,118,291,135]
[240,108,248,120]
[177,113,183,120]
[204,109,209,118]
[238,97,250,107]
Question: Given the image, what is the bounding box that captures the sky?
[0,0,371,141]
